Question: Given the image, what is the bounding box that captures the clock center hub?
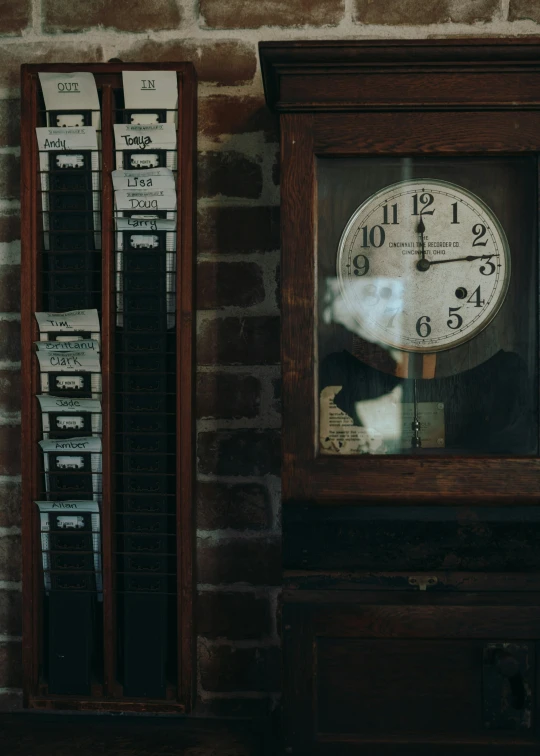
[416,258,431,272]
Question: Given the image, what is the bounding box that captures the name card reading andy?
[35,309,100,332]
[36,126,98,151]
[36,350,100,373]
[112,167,175,191]
[38,395,102,414]
[36,339,99,353]
[114,123,176,151]
[115,189,177,211]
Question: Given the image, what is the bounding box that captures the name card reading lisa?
[114,123,176,150]
[36,126,98,151]
[112,167,175,191]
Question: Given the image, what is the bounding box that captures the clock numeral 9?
[447,307,463,330]
[352,254,369,276]
[412,193,434,216]
[472,223,488,246]
[361,225,385,248]
[416,315,432,338]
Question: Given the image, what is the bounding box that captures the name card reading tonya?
[115,189,177,211]
[37,395,102,414]
[38,72,100,113]
[122,70,178,110]
[36,126,98,152]
[114,123,176,151]
[35,309,100,332]
[36,339,100,353]
[36,350,101,373]
[112,167,175,191]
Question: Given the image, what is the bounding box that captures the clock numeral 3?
[480,256,496,276]
[352,254,369,276]
[416,315,432,338]
[447,307,463,330]
[412,193,434,216]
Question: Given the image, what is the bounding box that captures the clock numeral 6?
[447,307,463,330]
[416,315,432,338]
[352,254,369,276]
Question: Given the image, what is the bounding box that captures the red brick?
[0,479,21,528]
[197,316,280,365]
[0,320,20,362]
[0,589,21,636]
[0,425,20,477]
[198,537,281,585]
[199,644,280,692]
[0,266,20,311]
[196,481,272,531]
[197,373,261,419]
[199,151,262,200]
[44,0,182,32]
[0,214,20,244]
[0,43,103,90]
[509,0,540,21]
[200,0,344,28]
[198,429,280,476]
[199,96,277,142]
[0,533,21,582]
[0,154,19,200]
[0,641,22,687]
[197,591,271,639]
[197,261,265,310]
[0,0,31,35]
[199,206,280,255]
[0,689,22,710]
[0,371,21,415]
[354,0,498,24]
[0,101,20,148]
[118,40,256,87]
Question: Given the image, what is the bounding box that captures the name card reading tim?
[35,309,100,332]
[36,126,98,152]
[114,123,176,151]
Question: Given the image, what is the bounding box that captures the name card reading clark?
[36,350,101,373]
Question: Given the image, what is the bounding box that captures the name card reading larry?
[36,126,98,151]
[114,123,176,150]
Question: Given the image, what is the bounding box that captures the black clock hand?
[416,218,430,272]
[429,254,496,265]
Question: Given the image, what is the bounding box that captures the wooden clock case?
[260,39,540,754]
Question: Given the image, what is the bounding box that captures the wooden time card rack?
[20,62,196,712]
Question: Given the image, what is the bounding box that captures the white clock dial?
[336,179,511,353]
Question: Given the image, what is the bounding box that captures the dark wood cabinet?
[260,39,540,753]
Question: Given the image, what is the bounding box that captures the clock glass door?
[317,156,538,455]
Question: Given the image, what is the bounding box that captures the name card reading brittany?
[35,309,100,332]
[36,126,98,152]
[112,167,175,191]
[115,189,177,211]
[36,339,99,353]
[114,123,176,151]
[36,350,101,373]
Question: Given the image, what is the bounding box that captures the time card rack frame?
[20,63,196,712]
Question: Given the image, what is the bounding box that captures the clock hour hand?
[429,254,496,265]
[416,218,431,272]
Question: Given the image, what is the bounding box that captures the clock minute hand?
[416,218,431,272]
[429,254,495,265]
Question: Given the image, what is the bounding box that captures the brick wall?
[0,0,538,716]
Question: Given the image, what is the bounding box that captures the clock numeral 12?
[382,203,399,225]
[412,193,435,216]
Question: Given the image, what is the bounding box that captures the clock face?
[336,179,511,353]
